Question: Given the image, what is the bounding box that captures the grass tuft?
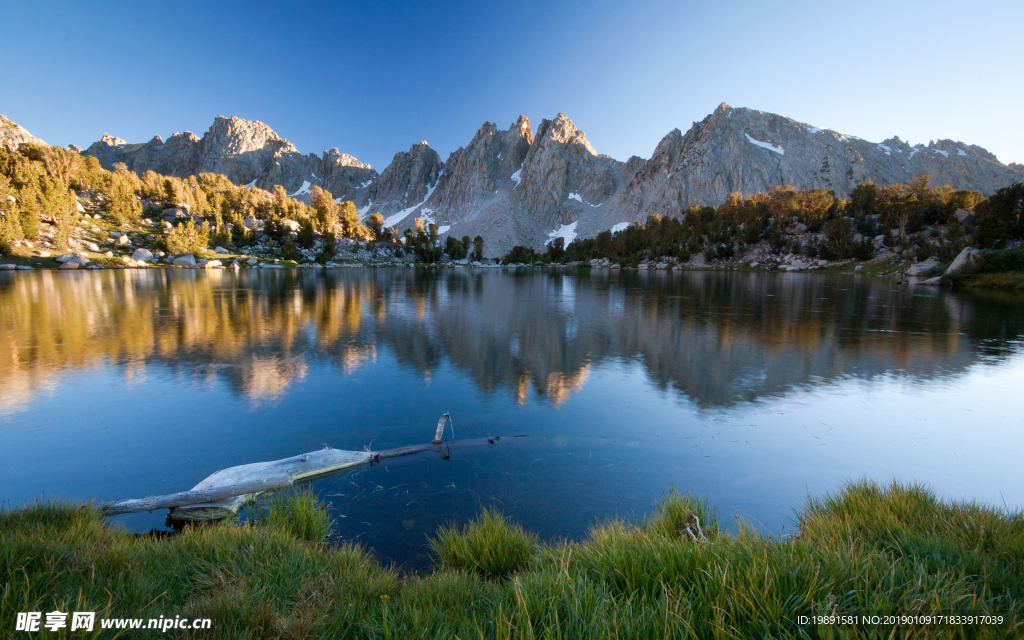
[429,507,537,580]
[254,488,332,542]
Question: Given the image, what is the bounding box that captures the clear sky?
[3,0,1022,170]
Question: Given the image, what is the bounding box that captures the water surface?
[2,268,1022,569]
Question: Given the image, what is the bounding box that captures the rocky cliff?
[615,103,1024,223]
[70,105,1024,255]
[83,116,377,202]
[0,115,47,151]
[364,142,444,227]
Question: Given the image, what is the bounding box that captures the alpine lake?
[2,267,1022,571]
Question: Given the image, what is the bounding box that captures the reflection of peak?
[1,271,1014,413]
[545,366,590,408]
[243,355,308,407]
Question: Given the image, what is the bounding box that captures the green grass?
[2,481,1021,638]
[957,271,1024,291]
[429,508,537,580]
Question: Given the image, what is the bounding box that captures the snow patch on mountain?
[382,179,438,228]
[745,133,784,155]
[546,221,578,245]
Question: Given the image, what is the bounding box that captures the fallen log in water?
[97,414,521,522]
[98,475,295,516]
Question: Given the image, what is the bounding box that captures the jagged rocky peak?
[204,115,298,156]
[366,142,443,212]
[0,115,48,151]
[617,102,1024,227]
[324,147,371,169]
[512,112,619,227]
[98,132,127,147]
[81,115,376,202]
[424,116,535,217]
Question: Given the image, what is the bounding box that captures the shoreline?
[2,480,1020,637]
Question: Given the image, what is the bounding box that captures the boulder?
[246,258,258,265]
[36,250,50,258]
[172,254,196,267]
[15,265,33,270]
[214,246,229,254]
[954,208,974,223]
[785,222,808,235]
[85,242,100,253]
[55,253,77,263]
[163,207,190,220]
[918,276,943,286]
[944,247,981,275]
[203,260,223,269]
[114,234,129,246]
[131,248,154,262]
[0,264,15,270]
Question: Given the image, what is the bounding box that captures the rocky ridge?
[60,106,1024,255]
[84,116,377,203]
[0,115,48,151]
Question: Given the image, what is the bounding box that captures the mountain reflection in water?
[2,268,1023,569]
[3,269,1022,412]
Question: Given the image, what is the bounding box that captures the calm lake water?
[2,268,1023,569]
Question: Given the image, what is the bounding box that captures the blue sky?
[3,0,1022,170]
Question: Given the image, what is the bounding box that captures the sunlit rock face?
[83,116,377,203]
[2,269,1012,415]
[0,114,48,151]
[74,104,1024,256]
[616,103,1024,223]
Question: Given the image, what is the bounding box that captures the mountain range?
[6,105,1023,255]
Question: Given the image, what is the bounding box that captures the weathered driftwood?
[166,442,460,521]
[99,475,294,516]
[98,414,518,522]
[168,448,374,521]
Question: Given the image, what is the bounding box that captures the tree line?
[2,142,1021,268]
[503,175,1023,266]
